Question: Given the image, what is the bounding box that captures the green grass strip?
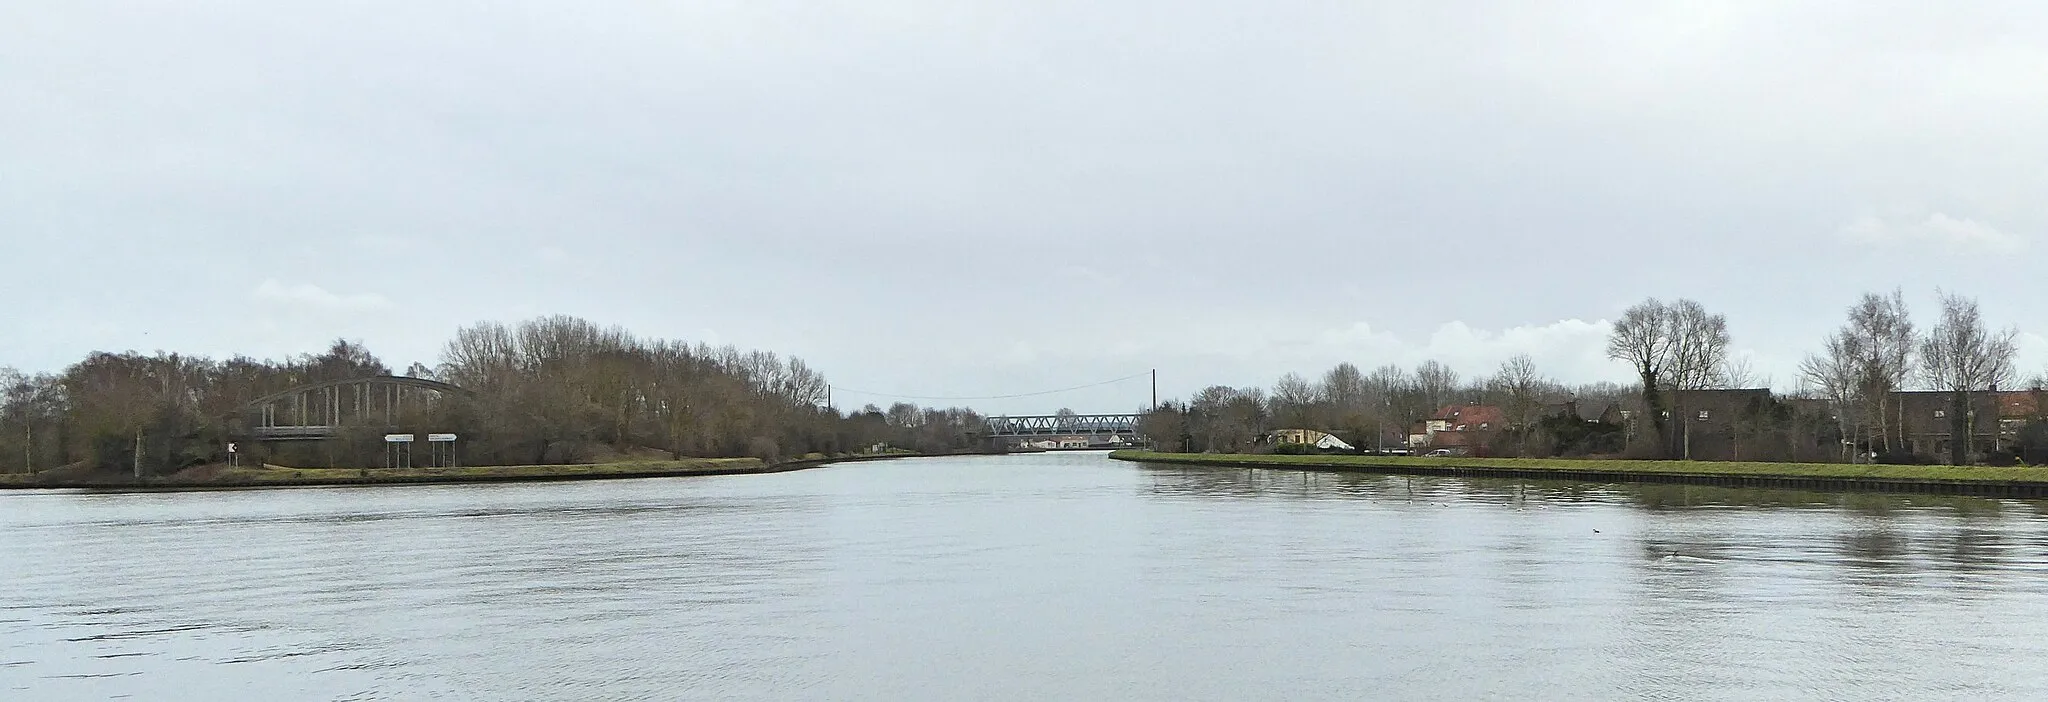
[1109,450,2048,486]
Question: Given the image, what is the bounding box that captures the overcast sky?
[5,1,2047,415]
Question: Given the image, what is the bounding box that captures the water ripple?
[6,455,2048,699]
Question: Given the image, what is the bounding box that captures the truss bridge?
[984,413,1144,449]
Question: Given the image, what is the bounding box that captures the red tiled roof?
[1431,404,1507,429]
[2000,391,2042,419]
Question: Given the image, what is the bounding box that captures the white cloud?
[1840,213,2027,253]
[250,279,391,311]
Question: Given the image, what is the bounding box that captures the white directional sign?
[226,443,238,453]
[426,433,458,442]
[383,434,415,443]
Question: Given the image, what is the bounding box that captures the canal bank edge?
[0,451,959,491]
[1109,450,2048,498]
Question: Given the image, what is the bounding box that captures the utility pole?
[1378,397,1386,454]
[1150,369,1157,410]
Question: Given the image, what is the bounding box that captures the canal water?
[6,452,2048,700]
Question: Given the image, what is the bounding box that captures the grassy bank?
[0,451,931,491]
[1109,450,2048,494]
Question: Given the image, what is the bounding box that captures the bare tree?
[1365,364,1410,450]
[1799,330,1863,462]
[1721,355,1762,389]
[1137,402,1191,452]
[1268,372,1322,429]
[1487,354,1547,457]
[1666,300,1731,391]
[1919,290,2019,465]
[1490,354,1544,427]
[1609,299,1676,452]
[0,368,26,473]
[1190,386,1265,452]
[1666,300,1730,459]
[1413,360,1460,414]
[1844,289,1916,454]
[1608,298,1728,458]
[1318,363,1365,412]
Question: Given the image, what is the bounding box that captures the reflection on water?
[6,454,2048,700]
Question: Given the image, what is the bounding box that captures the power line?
[830,372,1153,402]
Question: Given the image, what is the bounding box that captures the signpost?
[384,433,414,469]
[227,442,238,467]
[426,433,458,469]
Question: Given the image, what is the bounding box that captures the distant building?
[1664,388,1776,461]
[1427,430,1481,456]
[1426,404,1507,434]
[1418,404,1507,455]
[1268,428,1329,445]
[1310,433,1355,451]
[1265,428,1357,452]
[1555,399,1622,425]
[1998,390,2045,438]
[1893,391,2003,459]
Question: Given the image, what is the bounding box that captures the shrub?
[1273,442,1315,455]
[746,436,781,462]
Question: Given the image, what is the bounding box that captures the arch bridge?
[244,376,470,441]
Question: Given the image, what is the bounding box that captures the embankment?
[0,451,948,491]
[1110,450,2048,498]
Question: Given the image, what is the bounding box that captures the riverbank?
[1110,450,2048,497]
[0,451,944,491]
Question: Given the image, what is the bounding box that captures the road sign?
[226,443,237,453]
[383,434,415,443]
[426,433,457,442]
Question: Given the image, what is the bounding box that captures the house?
[1420,404,1508,455]
[1998,390,2045,438]
[1425,404,1507,435]
[1571,400,1624,425]
[1543,399,1623,425]
[1266,428,1358,452]
[1312,433,1356,451]
[1427,430,1481,456]
[1268,428,1332,446]
[1656,389,1777,461]
[1891,391,2002,461]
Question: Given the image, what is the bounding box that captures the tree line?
[1141,289,2046,465]
[0,315,989,475]
[1137,357,1636,456]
